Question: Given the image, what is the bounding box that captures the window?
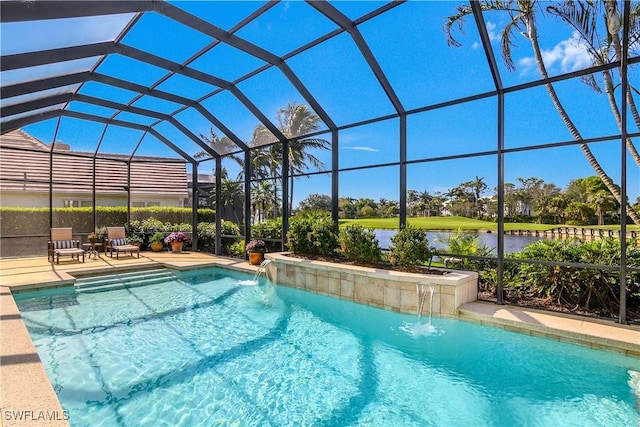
[131,201,160,207]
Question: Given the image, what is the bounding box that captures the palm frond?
[501,19,521,71]
[443,4,473,47]
[579,73,603,93]
[546,1,603,61]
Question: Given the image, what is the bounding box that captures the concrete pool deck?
[1,252,639,426]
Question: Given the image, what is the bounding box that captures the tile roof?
[0,129,188,196]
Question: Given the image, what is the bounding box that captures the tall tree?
[252,180,279,222]
[546,0,640,166]
[445,0,640,225]
[251,102,329,214]
[407,189,420,216]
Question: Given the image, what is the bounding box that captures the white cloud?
[486,21,499,42]
[471,41,481,50]
[517,31,592,76]
[342,146,379,152]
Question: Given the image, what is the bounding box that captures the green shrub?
[437,229,493,270]
[220,220,241,254]
[251,217,283,252]
[0,206,215,237]
[196,222,216,252]
[287,211,338,255]
[388,225,434,267]
[338,224,382,263]
[150,231,165,244]
[228,239,246,256]
[126,234,144,245]
[498,238,640,317]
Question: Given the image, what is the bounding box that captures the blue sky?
[2,0,638,207]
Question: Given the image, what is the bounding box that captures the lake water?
[375,229,543,254]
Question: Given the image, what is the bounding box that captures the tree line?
[297,174,640,226]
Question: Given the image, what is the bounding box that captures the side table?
[82,242,103,259]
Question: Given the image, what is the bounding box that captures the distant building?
[0,129,188,208]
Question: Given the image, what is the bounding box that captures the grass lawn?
[338,216,640,231]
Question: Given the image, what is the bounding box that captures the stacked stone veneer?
[266,253,479,317]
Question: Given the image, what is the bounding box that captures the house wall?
[0,191,184,208]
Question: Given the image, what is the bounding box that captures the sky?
[2,0,639,207]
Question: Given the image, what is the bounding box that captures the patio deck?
[1,251,639,426]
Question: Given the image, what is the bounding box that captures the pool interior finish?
[14,267,640,427]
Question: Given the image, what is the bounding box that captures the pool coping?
[1,253,639,426]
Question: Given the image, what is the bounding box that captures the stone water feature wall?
[265,253,478,318]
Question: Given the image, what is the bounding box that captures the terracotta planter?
[248,252,264,265]
[150,242,164,252]
[171,242,184,253]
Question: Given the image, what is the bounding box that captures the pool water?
[14,267,640,427]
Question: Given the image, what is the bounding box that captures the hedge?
[1,206,215,236]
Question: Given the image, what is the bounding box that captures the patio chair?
[48,228,85,264]
[106,226,140,259]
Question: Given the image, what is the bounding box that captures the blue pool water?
[14,268,640,426]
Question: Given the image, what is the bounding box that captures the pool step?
[74,269,177,293]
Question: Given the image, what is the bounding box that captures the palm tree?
[416,190,431,216]
[252,180,279,222]
[546,1,640,166]
[251,102,329,214]
[589,189,618,225]
[465,176,487,217]
[407,189,420,216]
[214,178,244,224]
[445,0,640,225]
[196,128,242,164]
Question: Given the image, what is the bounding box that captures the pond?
[374,229,543,254]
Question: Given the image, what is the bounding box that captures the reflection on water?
[374,229,543,254]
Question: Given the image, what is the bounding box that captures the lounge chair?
[48,228,85,264]
[106,226,140,259]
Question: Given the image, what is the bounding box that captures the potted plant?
[149,231,165,252]
[87,232,98,244]
[165,231,190,253]
[246,239,267,265]
[126,234,144,248]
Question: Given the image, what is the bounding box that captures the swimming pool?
[14,267,640,426]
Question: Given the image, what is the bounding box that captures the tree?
[214,178,244,224]
[378,198,399,217]
[297,193,332,213]
[565,201,596,225]
[428,192,447,216]
[503,182,519,216]
[339,197,358,219]
[466,176,488,217]
[515,177,543,216]
[547,1,640,167]
[252,181,279,222]
[196,129,241,164]
[418,190,433,216]
[251,102,330,214]
[445,0,640,225]
[407,190,420,216]
[589,189,618,225]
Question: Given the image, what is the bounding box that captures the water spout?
[253,259,273,282]
[402,283,439,337]
[416,283,427,323]
[238,259,273,286]
[428,284,435,325]
[416,283,436,325]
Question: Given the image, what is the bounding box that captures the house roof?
[0,129,187,196]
